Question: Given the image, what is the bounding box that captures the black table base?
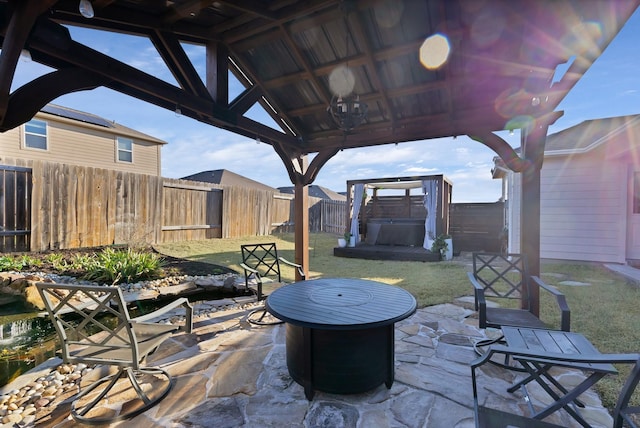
[285,324,394,399]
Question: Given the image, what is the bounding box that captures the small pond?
[0,312,58,387]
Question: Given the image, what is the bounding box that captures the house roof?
[278,185,346,201]
[39,103,167,145]
[492,114,640,175]
[182,169,277,192]
[544,114,640,155]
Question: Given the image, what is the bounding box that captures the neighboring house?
[0,104,166,176]
[495,115,640,264]
[278,185,346,201]
[182,169,278,192]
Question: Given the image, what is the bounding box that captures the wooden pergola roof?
[2,0,639,313]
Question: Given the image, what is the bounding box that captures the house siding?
[0,112,162,176]
[510,144,626,263]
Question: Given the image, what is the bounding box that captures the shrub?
[0,255,40,272]
[81,247,165,285]
[45,253,68,271]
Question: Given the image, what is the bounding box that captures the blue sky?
[10,9,640,202]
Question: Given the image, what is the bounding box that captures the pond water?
[0,313,58,387]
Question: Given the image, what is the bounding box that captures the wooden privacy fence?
[28,161,163,250]
[0,158,347,252]
[2,158,503,253]
[449,202,505,253]
[0,165,32,252]
[310,199,346,234]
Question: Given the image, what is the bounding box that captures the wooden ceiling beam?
[151,29,211,99]
[220,0,336,44]
[287,80,448,117]
[224,34,302,139]
[229,85,263,115]
[278,23,331,105]
[349,11,393,124]
[206,41,229,106]
[17,18,300,148]
[0,0,57,123]
[1,68,106,131]
[260,39,425,89]
[216,0,279,21]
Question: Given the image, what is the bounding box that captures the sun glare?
[328,64,356,97]
[419,34,450,70]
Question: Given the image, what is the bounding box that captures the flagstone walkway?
[19,297,616,428]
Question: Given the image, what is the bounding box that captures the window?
[24,119,47,150]
[117,137,133,163]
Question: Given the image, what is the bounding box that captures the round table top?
[265,278,417,330]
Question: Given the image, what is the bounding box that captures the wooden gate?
[0,165,32,252]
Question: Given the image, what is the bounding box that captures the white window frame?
[116,136,133,163]
[23,119,48,150]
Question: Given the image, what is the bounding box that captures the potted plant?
[344,231,355,247]
[431,234,452,260]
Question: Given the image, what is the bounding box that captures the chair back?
[37,283,140,367]
[471,252,529,306]
[241,243,283,284]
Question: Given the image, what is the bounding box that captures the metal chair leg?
[247,305,283,325]
[71,366,173,425]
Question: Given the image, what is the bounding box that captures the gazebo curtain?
[350,183,365,245]
[422,179,438,249]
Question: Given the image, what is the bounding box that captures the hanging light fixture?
[79,0,94,18]
[328,93,367,132]
[327,12,368,133]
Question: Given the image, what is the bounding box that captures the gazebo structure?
[1,0,639,316]
[335,175,452,261]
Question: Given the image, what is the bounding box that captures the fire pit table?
[265,278,417,400]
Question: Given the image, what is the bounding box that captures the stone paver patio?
[12,300,614,427]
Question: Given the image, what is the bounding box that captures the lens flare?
[505,115,534,132]
[329,65,356,97]
[419,34,450,70]
[373,0,404,29]
[470,9,505,48]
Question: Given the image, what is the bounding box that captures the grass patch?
[155,232,640,412]
[154,232,470,308]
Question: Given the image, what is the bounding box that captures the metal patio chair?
[37,282,193,425]
[240,243,305,325]
[469,253,571,332]
[469,253,571,355]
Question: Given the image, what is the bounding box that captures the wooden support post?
[521,122,549,315]
[206,41,229,106]
[294,178,309,281]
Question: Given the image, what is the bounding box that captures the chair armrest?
[531,275,571,332]
[240,262,262,282]
[278,257,306,280]
[468,272,487,327]
[131,297,193,333]
[468,272,486,309]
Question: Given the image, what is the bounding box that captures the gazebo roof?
[2,0,638,309]
[1,1,638,162]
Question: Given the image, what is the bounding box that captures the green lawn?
[154,232,640,411]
